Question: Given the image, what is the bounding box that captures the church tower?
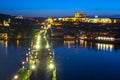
[75,12,81,18]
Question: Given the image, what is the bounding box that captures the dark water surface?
[0,39,120,80]
[53,40,120,80]
[0,40,30,80]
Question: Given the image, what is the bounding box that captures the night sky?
[0,0,120,17]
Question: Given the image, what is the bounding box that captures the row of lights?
[13,30,55,80]
[13,33,41,80]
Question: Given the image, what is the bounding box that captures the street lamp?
[37,35,41,41]
[22,61,25,68]
[46,43,50,49]
[31,65,36,70]
[22,61,25,65]
[49,63,54,70]
[14,75,18,80]
[36,45,40,49]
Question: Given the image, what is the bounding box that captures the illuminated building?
[82,18,113,23]
[47,12,117,24]
[0,18,10,27]
[113,19,117,23]
[3,20,10,26]
[15,15,24,19]
[48,12,87,24]
[52,21,62,26]
[75,12,87,18]
[57,12,87,22]
[48,17,54,24]
[0,33,8,40]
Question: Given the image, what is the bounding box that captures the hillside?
[0,13,12,22]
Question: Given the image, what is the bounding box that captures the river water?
[52,40,120,80]
[0,39,31,80]
[0,39,120,80]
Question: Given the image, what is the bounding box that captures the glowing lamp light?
[31,65,36,70]
[49,63,54,69]
[50,60,53,63]
[46,44,50,48]
[35,52,38,55]
[14,75,18,79]
[26,53,28,56]
[37,35,41,41]
[36,45,40,49]
[36,41,39,44]
[22,61,25,65]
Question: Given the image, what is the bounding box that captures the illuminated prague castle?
[48,12,117,25]
[57,12,87,22]
[74,12,87,18]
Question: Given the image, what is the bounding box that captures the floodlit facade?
[3,20,10,26]
[0,18,11,27]
[47,12,117,24]
[15,15,24,19]
[82,18,113,23]
[57,12,87,22]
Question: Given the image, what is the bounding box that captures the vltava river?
[0,39,120,80]
[0,39,31,80]
[52,40,120,80]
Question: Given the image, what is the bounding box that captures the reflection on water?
[96,43,114,51]
[16,40,20,47]
[5,41,8,48]
[0,38,120,80]
[0,40,8,55]
[5,41,8,55]
[64,40,91,48]
[64,41,75,48]
[79,40,87,48]
[0,39,31,80]
[63,40,116,51]
[84,40,87,48]
[52,39,120,80]
[0,40,8,48]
